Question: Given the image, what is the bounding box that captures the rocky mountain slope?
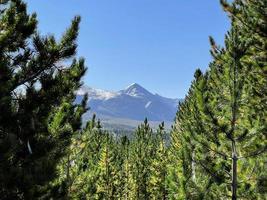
[76,83,181,129]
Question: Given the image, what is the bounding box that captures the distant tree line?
[0,0,266,199]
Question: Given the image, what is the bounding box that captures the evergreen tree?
[170,72,215,199]
[117,136,132,200]
[0,0,87,198]
[171,1,267,199]
[96,134,125,200]
[130,118,154,200]
[221,0,267,196]
[65,115,105,199]
[149,122,168,200]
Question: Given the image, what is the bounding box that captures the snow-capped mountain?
[76,83,181,128]
[76,86,118,100]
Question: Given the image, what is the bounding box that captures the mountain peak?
[76,84,181,122]
[123,83,152,97]
[125,83,144,90]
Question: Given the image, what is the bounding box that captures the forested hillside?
[0,0,266,199]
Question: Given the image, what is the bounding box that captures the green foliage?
[1,0,266,199]
[59,118,171,200]
[148,122,168,200]
[170,0,267,199]
[0,0,87,199]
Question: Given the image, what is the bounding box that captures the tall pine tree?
[171,0,267,199]
[0,0,87,198]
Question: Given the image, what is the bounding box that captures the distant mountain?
[76,83,182,129]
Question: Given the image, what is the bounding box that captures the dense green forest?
[0,0,266,199]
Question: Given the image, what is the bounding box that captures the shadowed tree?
[0,0,87,198]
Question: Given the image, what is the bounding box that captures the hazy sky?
[25,0,230,98]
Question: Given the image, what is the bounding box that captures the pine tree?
[96,135,112,199]
[130,118,154,200]
[0,0,87,198]
[171,1,267,199]
[221,1,267,197]
[170,71,215,199]
[64,115,105,199]
[95,132,125,199]
[117,136,132,200]
[149,122,168,200]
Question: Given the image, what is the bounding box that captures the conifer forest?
[0,0,266,199]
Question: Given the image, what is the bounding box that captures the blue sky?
[25,0,230,98]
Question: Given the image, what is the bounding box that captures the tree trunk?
[232,141,238,200]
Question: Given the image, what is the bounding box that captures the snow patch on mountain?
[145,101,152,108]
[121,83,153,98]
[76,86,117,100]
[77,83,182,122]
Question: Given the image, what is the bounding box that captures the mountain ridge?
[76,83,182,129]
